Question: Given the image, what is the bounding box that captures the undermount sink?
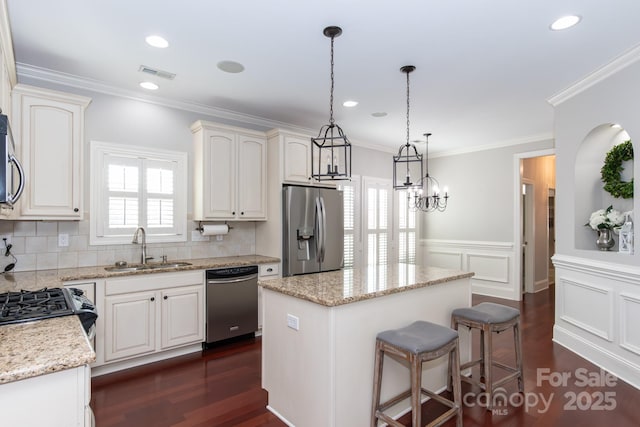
[105,262,192,272]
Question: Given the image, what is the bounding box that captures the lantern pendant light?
[393,65,424,190]
[311,26,352,181]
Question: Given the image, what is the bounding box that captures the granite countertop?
[0,255,280,292]
[0,316,95,384]
[259,263,474,307]
[0,254,279,385]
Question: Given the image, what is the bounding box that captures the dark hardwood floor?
[92,286,640,426]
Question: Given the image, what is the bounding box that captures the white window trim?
[89,140,188,245]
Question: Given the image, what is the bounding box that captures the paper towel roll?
[200,224,229,236]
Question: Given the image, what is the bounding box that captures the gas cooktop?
[0,288,74,326]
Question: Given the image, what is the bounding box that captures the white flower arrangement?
[586,205,625,231]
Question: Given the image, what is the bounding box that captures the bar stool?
[371,320,462,427]
[449,302,524,410]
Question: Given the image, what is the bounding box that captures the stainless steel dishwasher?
[205,265,258,345]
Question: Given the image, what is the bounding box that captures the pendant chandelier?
[409,133,449,212]
[393,65,423,190]
[311,26,352,181]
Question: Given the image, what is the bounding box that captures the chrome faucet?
[132,227,152,264]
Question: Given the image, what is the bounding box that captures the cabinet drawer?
[259,263,279,278]
[106,271,204,295]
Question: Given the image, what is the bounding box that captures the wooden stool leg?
[371,340,384,427]
[410,354,422,427]
[451,339,463,427]
[479,328,485,380]
[483,324,493,410]
[448,317,458,392]
[514,318,524,393]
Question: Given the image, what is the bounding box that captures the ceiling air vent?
[138,65,176,80]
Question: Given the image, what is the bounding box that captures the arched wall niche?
[574,123,633,250]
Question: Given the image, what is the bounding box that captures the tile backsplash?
[0,220,256,272]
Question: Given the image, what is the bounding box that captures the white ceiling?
[6,0,640,154]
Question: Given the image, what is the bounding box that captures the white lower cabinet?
[258,263,280,330]
[0,365,91,427]
[104,290,157,361]
[161,285,205,349]
[102,271,204,364]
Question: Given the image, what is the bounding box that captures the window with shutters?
[397,190,417,263]
[363,177,392,266]
[90,141,187,245]
[339,176,360,268]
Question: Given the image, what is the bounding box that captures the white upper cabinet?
[192,120,267,221]
[11,84,90,220]
[282,134,312,184]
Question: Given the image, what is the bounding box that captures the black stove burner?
[0,288,74,325]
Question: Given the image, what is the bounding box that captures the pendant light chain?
[329,34,335,126]
[406,69,410,147]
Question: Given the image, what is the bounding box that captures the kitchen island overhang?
[260,263,474,427]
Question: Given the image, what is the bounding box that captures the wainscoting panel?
[420,239,517,300]
[467,253,509,283]
[427,251,463,270]
[559,278,613,341]
[552,254,640,390]
[620,293,640,356]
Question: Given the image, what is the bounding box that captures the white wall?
[424,141,553,241]
[552,53,640,389]
[420,140,554,300]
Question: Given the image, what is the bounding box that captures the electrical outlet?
[0,235,11,245]
[287,314,299,331]
[58,233,69,247]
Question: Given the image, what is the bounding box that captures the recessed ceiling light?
[139,81,159,90]
[611,124,622,129]
[550,15,581,31]
[217,61,245,73]
[343,100,358,108]
[371,112,387,117]
[145,35,169,48]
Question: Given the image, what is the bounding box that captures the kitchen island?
[259,263,473,427]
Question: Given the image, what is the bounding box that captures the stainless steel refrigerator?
[282,185,344,276]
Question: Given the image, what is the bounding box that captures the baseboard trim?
[553,325,640,390]
[91,343,203,377]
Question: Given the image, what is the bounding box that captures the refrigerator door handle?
[315,196,323,262]
[319,196,327,263]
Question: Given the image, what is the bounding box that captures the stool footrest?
[460,358,484,371]
[378,389,412,414]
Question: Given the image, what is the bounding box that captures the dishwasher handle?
[206,273,258,284]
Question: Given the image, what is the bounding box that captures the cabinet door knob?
[241,212,244,215]
[232,211,236,215]
[164,295,168,300]
[150,297,155,302]
[267,268,273,272]
[73,208,79,212]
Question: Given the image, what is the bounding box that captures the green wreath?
[601,140,634,199]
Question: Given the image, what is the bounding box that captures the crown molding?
[16,62,318,134]
[430,132,554,158]
[0,0,17,87]
[548,43,640,107]
[17,62,393,155]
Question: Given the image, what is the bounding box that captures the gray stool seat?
[376,320,458,354]
[371,320,462,427]
[452,302,519,324]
